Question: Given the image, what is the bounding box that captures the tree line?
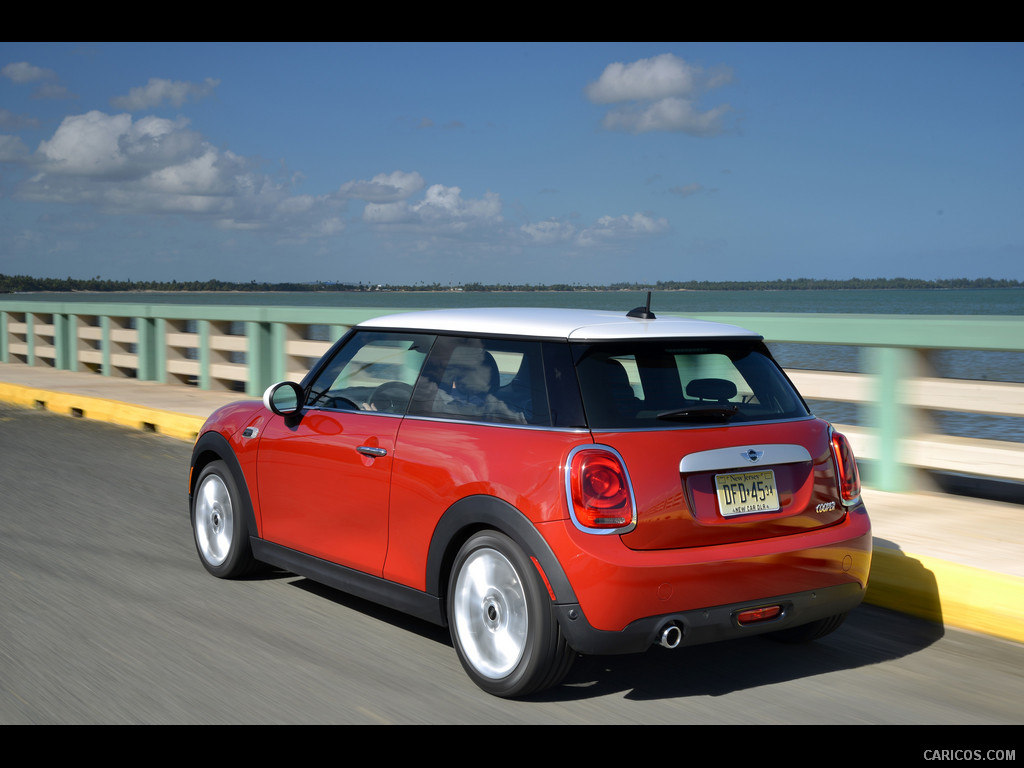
[2,273,1021,294]
[0,275,361,293]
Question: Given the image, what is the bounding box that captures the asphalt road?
[2,402,1022,726]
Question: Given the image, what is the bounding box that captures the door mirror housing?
[263,381,304,416]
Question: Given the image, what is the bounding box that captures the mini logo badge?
[742,449,764,463]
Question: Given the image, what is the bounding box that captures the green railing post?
[67,314,79,372]
[154,318,168,383]
[198,319,211,390]
[54,313,69,370]
[246,321,272,396]
[866,346,918,492]
[1,310,9,363]
[270,322,288,383]
[136,316,157,381]
[100,315,111,376]
[26,312,36,367]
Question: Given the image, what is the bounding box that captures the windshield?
[573,340,809,429]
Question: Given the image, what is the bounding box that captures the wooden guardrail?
[2,300,1022,493]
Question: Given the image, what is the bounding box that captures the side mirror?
[263,381,304,416]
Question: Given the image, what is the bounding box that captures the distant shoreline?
[3,276,1022,295]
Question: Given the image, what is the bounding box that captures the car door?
[257,331,434,576]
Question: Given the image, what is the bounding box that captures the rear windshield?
[572,340,809,429]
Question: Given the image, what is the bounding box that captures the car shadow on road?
[258,545,946,704]
[548,604,944,702]
[542,541,946,702]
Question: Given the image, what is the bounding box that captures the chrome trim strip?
[679,443,812,474]
[303,408,591,433]
[305,405,405,420]
[403,414,590,433]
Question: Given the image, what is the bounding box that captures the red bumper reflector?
[736,605,782,625]
[531,556,557,601]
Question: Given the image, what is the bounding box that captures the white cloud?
[415,184,501,223]
[363,200,413,224]
[1,61,57,84]
[337,170,425,202]
[670,183,704,198]
[363,184,502,233]
[577,212,669,246]
[603,98,731,136]
[36,111,136,176]
[585,53,699,104]
[521,212,669,250]
[0,134,30,162]
[2,60,72,99]
[586,53,732,136]
[16,109,341,240]
[35,111,206,178]
[2,70,675,273]
[111,77,220,110]
[0,108,41,131]
[520,219,577,244]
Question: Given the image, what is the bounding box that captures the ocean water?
[11,286,1023,315]
[7,288,1024,442]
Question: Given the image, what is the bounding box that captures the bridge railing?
[2,300,1022,494]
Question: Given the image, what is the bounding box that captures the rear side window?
[573,340,808,429]
[408,336,551,426]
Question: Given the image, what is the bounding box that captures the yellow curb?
[0,381,203,442]
[866,546,1024,643]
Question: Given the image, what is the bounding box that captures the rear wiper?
[657,404,739,422]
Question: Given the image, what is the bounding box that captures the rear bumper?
[553,582,865,655]
[537,505,872,654]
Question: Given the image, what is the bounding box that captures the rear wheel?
[448,531,574,698]
[191,460,256,578]
[770,612,847,643]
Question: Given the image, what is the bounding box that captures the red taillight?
[568,448,634,530]
[831,430,862,504]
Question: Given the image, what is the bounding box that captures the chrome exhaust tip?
[659,624,682,649]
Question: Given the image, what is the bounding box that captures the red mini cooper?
[188,305,871,697]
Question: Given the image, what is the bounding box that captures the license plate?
[714,470,780,516]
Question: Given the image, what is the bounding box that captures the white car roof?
[358,307,761,341]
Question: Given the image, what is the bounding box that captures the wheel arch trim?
[189,431,259,541]
[425,495,579,611]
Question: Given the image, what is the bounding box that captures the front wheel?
[447,531,574,698]
[191,460,256,578]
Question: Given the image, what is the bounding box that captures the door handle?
[356,445,388,458]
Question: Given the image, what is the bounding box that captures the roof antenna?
[627,291,656,319]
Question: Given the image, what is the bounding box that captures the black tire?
[191,460,256,578]
[770,612,848,643]
[447,531,575,698]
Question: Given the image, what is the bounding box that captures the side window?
[408,336,550,426]
[306,331,435,414]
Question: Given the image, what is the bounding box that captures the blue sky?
[1,42,1021,286]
